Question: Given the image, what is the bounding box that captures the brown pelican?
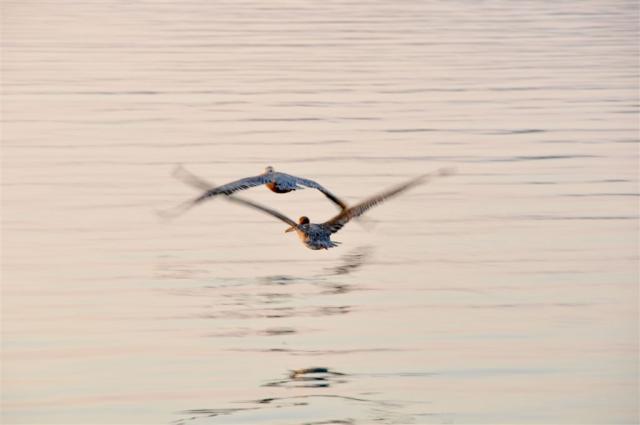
[160,165,349,218]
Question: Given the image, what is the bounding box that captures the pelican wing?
[172,164,217,191]
[159,166,270,218]
[224,195,299,229]
[194,174,270,200]
[322,168,454,234]
[157,166,218,218]
[279,173,349,210]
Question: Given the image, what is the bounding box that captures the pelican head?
[285,216,309,233]
[298,216,310,225]
[265,166,274,173]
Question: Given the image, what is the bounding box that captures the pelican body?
[161,166,348,218]
[192,166,346,206]
[287,217,340,250]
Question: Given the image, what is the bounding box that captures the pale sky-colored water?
[1,1,639,424]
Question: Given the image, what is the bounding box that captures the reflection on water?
[158,246,371,359]
[2,0,638,424]
[264,367,347,388]
[323,246,374,277]
[176,394,413,425]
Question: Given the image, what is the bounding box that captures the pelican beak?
[285,226,295,233]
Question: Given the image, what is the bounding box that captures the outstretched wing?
[279,173,349,210]
[157,166,218,218]
[223,195,299,229]
[194,174,270,199]
[323,168,455,234]
[158,166,270,218]
[172,164,217,191]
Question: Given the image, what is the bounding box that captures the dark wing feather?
[193,174,270,200]
[157,165,219,218]
[223,195,298,229]
[172,164,217,191]
[323,168,454,234]
[158,166,270,218]
[281,173,349,210]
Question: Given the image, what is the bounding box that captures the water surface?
[2,1,638,424]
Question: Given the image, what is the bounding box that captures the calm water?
[2,1,639,424]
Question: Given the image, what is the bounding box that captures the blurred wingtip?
[418,167,457,182]
[155,207,179,222]
[356,215,377,231]
[171,163,186,178]
[155,200,194,221]
[155,208,175,222]
[437,166,457,177]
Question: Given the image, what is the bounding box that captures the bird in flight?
[222,168,454,250]
[159,165,348,218]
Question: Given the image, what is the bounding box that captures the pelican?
[223,168,454,250]
[160,165,348,218]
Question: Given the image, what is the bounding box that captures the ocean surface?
[2,1,638,424]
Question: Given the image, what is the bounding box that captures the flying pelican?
[160,165,348,218]
[222,168,454,250]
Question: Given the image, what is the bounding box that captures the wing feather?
[194,174,270,200]
[157,166,219,218]
[159,166,270,218]
[280,173,349,210]
[223,195,299,228]
[172,164,217,191]
[323,168,454,234]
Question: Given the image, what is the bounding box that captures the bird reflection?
[263,367,347,388]
[156,245,373,324]
[175,393,408,425]
[260,245,375,286]
[324,245,374,277]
